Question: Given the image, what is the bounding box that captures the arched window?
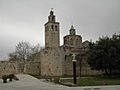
[70,38,73,45]
[55,25,57,31]
[52,16,55,21]
[76,39,79,45]
[51,25,54,29]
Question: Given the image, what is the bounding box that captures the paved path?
[0,74,120,90]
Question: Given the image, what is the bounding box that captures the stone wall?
[64,55,80,76]
[40,47,65,76]
[0,61,41,78]
[24,62,40,75]
[64,55,103,76]
[0,61,18,78]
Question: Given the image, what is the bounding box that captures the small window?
[55,25,57,31]
[70,38,73,45]
[52,16,55,21]
[76,39,79,45]
[51,25,54,29]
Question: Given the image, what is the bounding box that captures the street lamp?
[72,54,77,84]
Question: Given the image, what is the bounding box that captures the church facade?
[0,10,101,78]
[39,10,92,76]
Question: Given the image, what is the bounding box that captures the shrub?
[54,77,60,83]
[9,74,15,81]
[2,75,9,83]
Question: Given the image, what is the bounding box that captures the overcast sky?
[0,0,120,60]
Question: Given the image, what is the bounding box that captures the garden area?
[60,75,120,86]
[32,74,120,86]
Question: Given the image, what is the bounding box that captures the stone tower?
[63,26,82,75]
[63,25,82,54]
[44,10,60,48]
[40,10,65,76]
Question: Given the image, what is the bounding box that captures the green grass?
[30,74,120,86]
[60,75,120,86]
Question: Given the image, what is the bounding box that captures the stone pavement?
[0,74,120,90]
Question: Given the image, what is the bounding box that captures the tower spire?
[48,8,55,22]
[71,25,74,29]
[69,25,76,35]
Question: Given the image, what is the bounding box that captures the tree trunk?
[105,68,109,76]
[109,68,112,75]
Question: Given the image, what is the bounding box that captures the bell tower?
[44,10,60,48]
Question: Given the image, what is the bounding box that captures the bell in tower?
[48,10,55,22]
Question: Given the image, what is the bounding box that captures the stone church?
[39,10,98,76]
[0,10,100,78]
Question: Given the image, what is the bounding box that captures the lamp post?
[72,54,77,84]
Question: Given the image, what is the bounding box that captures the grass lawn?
[31,74,120,86]
[60,75,120,86]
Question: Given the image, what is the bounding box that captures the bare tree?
[9,41,41,62]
